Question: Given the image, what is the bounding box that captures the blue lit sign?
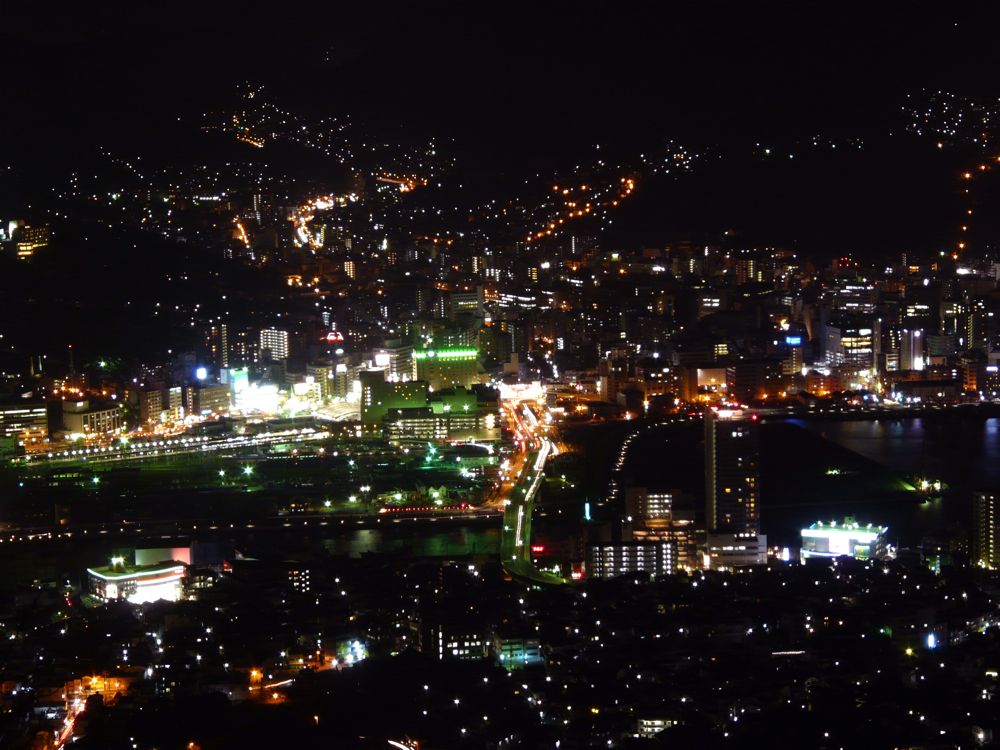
[785,336,802,346]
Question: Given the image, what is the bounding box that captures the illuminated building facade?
[705,409,766,568]
[800,519,889,560]
[372,340,414,381]
[446,287,485,319]
[585,541,675,579]
[221,324,259,367]
[493,634,544,670]
[15,224,50,257]
[288,567,310,593]
[187,384,232,416]
[705,409,759,534]
[626,488,700,571]
[359,370,428,426]
[840,323,877,370]
[431,624,488,661]
[62,400,123,435]
[87,560,186,604]
[624,488,674,519]
[825,282,877,316]
[412,348,481,390]
[128,387,162,425]
[0,401,49,443]
[706,531,768,568]
[260,328,289,361]
[974,491,1000,568]
[383,407,498,443]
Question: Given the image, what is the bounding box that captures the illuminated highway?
[498,401,567,585]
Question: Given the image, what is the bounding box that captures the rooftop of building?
[87,559,187,580]
[803,519,887,535]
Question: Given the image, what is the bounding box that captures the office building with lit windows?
[412,348,481,390]
[62,400,123,435]
[359,370,428,426]
[0,400,49,442]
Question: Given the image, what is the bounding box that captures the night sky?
[5,2,1000,254]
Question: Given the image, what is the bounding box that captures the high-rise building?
[625,487,701,571]
[974,490,1000,568]
[705,409,760,533]
[825,282,878,316]
[840,322,877,370]
[624,488,674,520]
[705,409,766,568]
[260,328,289,361]
[725,359,784,403]
[221,324,259,367]
[128,388,163,425]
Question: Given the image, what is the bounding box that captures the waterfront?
[321,524,501,558]
[774,415,1000,547]
[612,414,1000,550]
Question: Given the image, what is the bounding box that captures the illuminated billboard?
[800,519,888,560]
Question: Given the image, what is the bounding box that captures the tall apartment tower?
[705,409,760,533]
[260,328,289,361]
[974,490,1000,568]
[704,409,766,568]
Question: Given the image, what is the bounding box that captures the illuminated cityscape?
[3,3,1000,749]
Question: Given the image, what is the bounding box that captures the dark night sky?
[5,2,997,158]
[4,2,1000,254]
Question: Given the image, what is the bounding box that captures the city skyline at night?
[4,4,1000,749]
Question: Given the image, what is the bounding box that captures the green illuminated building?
[412,348,481,390]
[359,371,428,426]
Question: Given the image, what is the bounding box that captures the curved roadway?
[499,403,568,585]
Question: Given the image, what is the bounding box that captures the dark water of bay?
[771,416,1000,548]
[321,525,501,558]
[615,415,1000,549]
